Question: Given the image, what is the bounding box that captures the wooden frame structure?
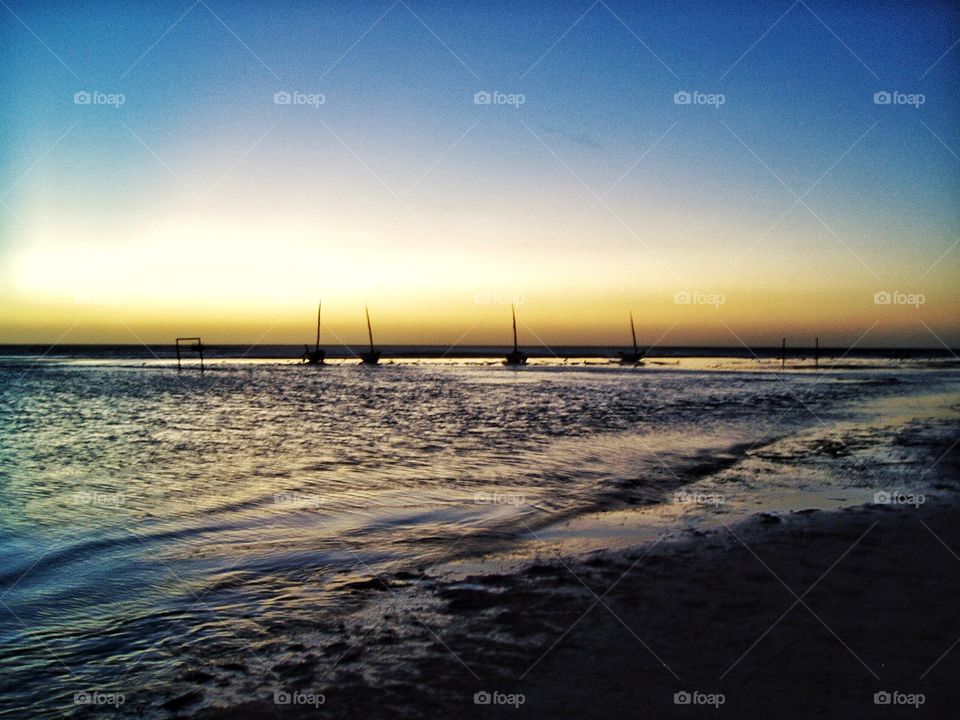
[175,337,204,372]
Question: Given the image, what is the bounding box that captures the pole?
[630,311,638,355]
[511,304,518,352]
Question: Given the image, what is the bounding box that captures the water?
[0,355,956,717]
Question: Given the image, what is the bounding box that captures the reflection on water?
[0,358,954,716]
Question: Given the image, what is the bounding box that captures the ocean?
[1,349,957,717]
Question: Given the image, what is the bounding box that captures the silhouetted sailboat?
[359,306,381,365]
[618,311,644,365]
[302,302,326,365]
[504,304,528,366]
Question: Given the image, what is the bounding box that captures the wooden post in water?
[175,338,204,373]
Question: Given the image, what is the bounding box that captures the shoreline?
[4,356,959,377]
[189,394,960,719]
[3,365,955,718]
[194,464,960,719]
[2,344,958,370]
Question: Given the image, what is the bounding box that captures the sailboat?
[504,304,528,366]
[359,306,381,365]
[617,311,644,365]
[302,302,326,365]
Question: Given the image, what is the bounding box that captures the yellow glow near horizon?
[3,214,957,347]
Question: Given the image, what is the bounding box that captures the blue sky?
[1,0,958,345]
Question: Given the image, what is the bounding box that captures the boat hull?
[618,352,644,366]
[360,350,381,366]
[504,350,528,366]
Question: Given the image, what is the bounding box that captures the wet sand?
[439,493,960,719]
[196,429,960,719]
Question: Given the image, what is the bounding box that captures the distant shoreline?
[0,344,957,361]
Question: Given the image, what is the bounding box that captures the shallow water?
[0,357,956,717]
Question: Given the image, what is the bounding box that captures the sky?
[1,0,958,348]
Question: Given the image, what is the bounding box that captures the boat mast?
[315,302,322,352]
[365,306,374,352]
[629,311,638,355]
[511,304,518,352]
